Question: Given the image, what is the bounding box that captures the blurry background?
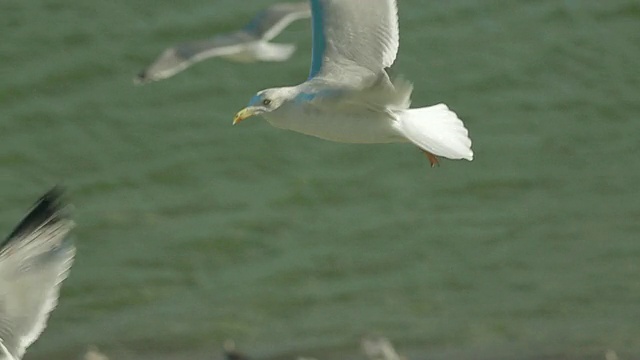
[1,0,639,359]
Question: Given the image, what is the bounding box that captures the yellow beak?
[233,107,258,125]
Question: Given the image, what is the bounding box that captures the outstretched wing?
[308,0,399,81]
[0,188,75,360]
[243,2,311,41]
[134,33,253,84]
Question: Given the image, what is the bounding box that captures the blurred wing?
[243,2,311,41]
[361,335,403,360]
[308,0,399,81]
[0,188,75,360]
[135,33,252,84]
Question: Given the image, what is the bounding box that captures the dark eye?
[262,99,271,106]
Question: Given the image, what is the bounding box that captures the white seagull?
[234,0,473,167]
[361,335,405,360]
[0,188,75,360]
[135,2,311,84]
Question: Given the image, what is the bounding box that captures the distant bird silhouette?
[135,2,311,84]
[0,188,75,360]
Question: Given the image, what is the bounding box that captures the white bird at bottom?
[0,188,75,360]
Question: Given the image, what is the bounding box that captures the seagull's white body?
[136,2,311,84]
[264,81,405,144]
[237,0,473,164]
[0,189,75,360]
[270,103,402,144]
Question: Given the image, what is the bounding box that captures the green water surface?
[1,1,639,359]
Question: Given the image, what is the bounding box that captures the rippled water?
[1,1,639,359]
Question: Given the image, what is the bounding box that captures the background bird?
[234,0,473,167]
[0,188,75,360]
[135,1,311,84]
[361,335,405,360]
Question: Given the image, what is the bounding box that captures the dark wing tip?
[2,186,68,249]
[223,340,251,360]
[134,70,148,85]
[40,185,65,205]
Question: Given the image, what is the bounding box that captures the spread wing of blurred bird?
[234,0,473,167]
[135,1,311,84]
[0,188,75,360]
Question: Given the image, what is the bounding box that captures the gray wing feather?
[313,0,399,84]
[173,33,254,61]
[135,33,252,84]
[0,189,75,360]
[243,2,311,41]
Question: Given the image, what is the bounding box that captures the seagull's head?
[233,87,294,124]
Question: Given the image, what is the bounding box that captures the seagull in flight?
[0,188,75,360]
[135,2,311,84]
[361,335,405,360]
[234,0,473,167]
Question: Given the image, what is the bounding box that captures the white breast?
[264,105,404,144]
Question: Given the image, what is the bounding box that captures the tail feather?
[394,104,473,161]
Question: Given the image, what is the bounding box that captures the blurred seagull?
[0,188,75,360]
[83,345,110,360]
[135,2,311,84]
[361,335,405,360]
[234,0,473,167]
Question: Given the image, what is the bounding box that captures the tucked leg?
[421,149,440,168]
